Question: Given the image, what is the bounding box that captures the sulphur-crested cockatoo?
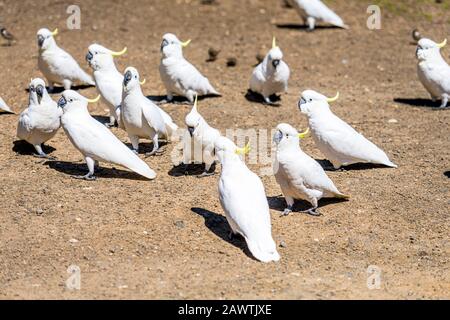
[298,90,397,169]
[17,78,61,158]
[273,123,349,216]
[58,90,156,180]
[215,136,280,263]
[159,33,220,103]
[37,28,95,91]
[183,95,221,177]
[416,38,450,108]
[250,37,290,104]
[121,67,178,156]
[0,96,13,113]
[287,0,348,31]
[86,44,128,126]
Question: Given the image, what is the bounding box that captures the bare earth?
[0,0,449,299]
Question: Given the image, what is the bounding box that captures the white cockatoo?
[416,38,450,108]
[287,0,348,31]
[249,37,290,104]
[58,90,156,180]
[121,67,178,155]
[37,28,95,91]
[17,78,61,158]
[0,96,13,113]
[159,33,220,103]
[298,90,397,169]
[183,95,221,177]
[86,44,128,126]
[215,136,280,263]
[273,123,349,216]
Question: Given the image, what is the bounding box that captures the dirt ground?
[0,0,449,300]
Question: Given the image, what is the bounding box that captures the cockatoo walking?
[273,123,348,216]
[183,95,221,177]
[298,90,397,169]
[16,78,61,158]
[0,96,13,113]
[215,136,280,263]
[86,44,128,126]
[249,37,290,104]
[416,38,450,108]
[121,67,178,156]
[37,28,95,91]
[159,33,220,103]
[58,90,156,180]
[287,0,348,31]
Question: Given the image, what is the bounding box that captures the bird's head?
[185,95,203,136]
[273,123,309,150]
[267,37,283,69]
[160,33,191,58]
[122,67,146,93]
[57,90,100,113]
[28,78,48,105]
[37,28,58,50]
[416,38,446,61]
[214,136,250,164]
[86,44,127,71]
[298,90,339,115]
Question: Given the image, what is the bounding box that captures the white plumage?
[250,38,290,104]
[215,136,280,263]
[159,33,220,103]
[0,96,12,113]
[17,78,61,158]
[416,38,450,108]
[37,28,95,91]
[298,90,397,170]
[287,0,348,30]
[86,44,128,126]
[58,90,156,180]
[273,123,348,216]
[121,67,178,155]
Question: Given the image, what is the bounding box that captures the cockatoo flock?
[0,0,448,263]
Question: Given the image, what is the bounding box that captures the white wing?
[51,47,94,84]
[0,96,12,113]
[292,0,347,28]
[169,58,218,95]
[249,63,265,94]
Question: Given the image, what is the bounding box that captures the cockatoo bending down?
[159,33,220,103]
[121,67,178,156]
[58,90,156,181]
[37,28,95,91]
[182,95,221,177]
[287,0,348,31]
[273,123,349,216]
[0,96,13,113]
[416,38,450,108]
[86,44,128,127]
[249,37,290,104]
[298,90,397,170]
[215,136,280,263]
[17,78,62,158]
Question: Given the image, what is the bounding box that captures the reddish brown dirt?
[0,0,449,299]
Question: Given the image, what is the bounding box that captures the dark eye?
[309,99,312,102]
[69,99,73,102]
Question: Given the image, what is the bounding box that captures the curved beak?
[57,96,67,108]
[37,35,45,47]
[272,59,280,68]
[111,47,127,57]
[326,92,339,103]
[86,51,93,62]
[36,85,44,104]
[187,126,195,137]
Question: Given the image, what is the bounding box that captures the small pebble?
[279,240,287,248]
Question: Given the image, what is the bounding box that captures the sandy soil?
[0,0,449,299]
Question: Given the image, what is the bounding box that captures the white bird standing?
[121,67,178,155]
[249,37,290,104]
[58,90,156,180]
[287,0,348,31]
[183,95,221,177]
[17,78,61,158]
[0,96,13,113]
[298,90,397,170]
[37,28,95,91]
[159,33,220,103]
[86,44,128,126]
[215,136,280,263]
[416,38,450,108]
[273,123,349,216]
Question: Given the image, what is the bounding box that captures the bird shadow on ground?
[123,141,168,155]
[12,140,56,156]
[268,195,348,214]
[244,90,281,106]
[168,163,217,177]
[0,110,15,115]
[393,98,445,109]
[191,207,255,260]
[146,94,220,105]
[24,84,95,94]
[43,160,149,181]
[92,115,111,125]
[444,171,450,178]
[315,159,394,171]
[275,23,342,31]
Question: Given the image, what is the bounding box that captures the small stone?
[388,118,398,124]
[35,208,44,215]
[226,57,237,67]
[69,238,79,244]
[174,220,185,229]
[279,240,287,248]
